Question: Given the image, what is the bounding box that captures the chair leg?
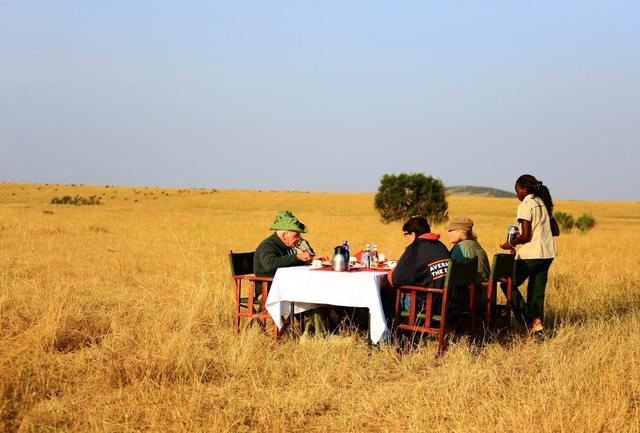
[437,295,449,357]
[485,280,493,325]
[392,290,402,343]
[234,314,240,335]
[506,279,512,328]
[437,327,449,357]
[469,284,476,337]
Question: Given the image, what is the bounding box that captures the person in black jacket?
[389,217,450,288]
[381,217,451,330]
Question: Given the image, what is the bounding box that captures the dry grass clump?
[1,183,640,432]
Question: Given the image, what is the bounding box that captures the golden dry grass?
[1,182,639,432]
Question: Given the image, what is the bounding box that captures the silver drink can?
[507,225,520,245]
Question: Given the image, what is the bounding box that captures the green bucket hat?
[269,210,308,233]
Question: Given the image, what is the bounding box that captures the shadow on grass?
[470,291,640,350]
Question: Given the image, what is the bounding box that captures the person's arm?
[550,217,560,237]
[501,200,533,251]
[500,219,532,250]
[256,244,301,274]
[450,243,466,263]
[390,245,417,286]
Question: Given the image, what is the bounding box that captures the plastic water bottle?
[372,244,379,267]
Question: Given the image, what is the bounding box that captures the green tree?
[374,173,448,224]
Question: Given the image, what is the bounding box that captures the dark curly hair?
[516,174,554,216]
[402,216,431,237]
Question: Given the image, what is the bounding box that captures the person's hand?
[296,252,313,262]
[499,242,515,252]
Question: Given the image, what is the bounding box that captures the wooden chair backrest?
[488,254,515,281]
[444,257,478,288]
[228,251,255,277]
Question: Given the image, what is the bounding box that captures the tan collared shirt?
[516,194,557,260]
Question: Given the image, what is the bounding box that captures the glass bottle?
[342,240,350,263]
[372,244,379,266]
[362,243,372,268]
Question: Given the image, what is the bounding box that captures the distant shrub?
[575,214,596,233]
[89,225,109,233]
[50,195,102,206]
[554,212,574,232]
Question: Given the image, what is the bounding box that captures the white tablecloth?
[265,266,389,344]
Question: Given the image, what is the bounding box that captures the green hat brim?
[269,221,307,233]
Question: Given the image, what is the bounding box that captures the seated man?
[254,211,326,335]
[381,216,451,330]
[254,210,313,279]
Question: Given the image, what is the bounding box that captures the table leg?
[289,301,298,336]
[367,309,372,353]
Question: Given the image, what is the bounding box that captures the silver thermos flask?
[331,246,348,272]
[507,225,520,247]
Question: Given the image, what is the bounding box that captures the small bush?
[50,195,102,206]
[554,211,574,232]
[575,214,596,232]
[89,225,109,233]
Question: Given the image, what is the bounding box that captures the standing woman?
[500,174,560,336]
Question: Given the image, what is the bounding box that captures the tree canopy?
[374,173,448,224]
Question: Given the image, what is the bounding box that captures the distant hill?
[446,185,515,198]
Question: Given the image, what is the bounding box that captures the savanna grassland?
[1,182,640,433]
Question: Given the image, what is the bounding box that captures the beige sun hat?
[446,216,474,232]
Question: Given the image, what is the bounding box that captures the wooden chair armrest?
[235,275,273,283]
[394,285,443,294]
[247,276,274,282]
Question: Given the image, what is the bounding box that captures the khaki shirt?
[516,194,557,260]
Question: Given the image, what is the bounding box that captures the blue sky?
[1,1,639,200]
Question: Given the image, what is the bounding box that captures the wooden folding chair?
[228,250,279,339]
[484,253,515,328]
[392,258,478,356]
